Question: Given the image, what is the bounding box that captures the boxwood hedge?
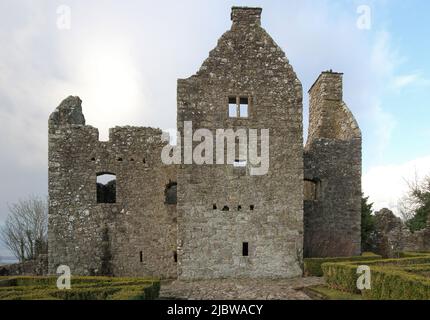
[321,253,430,300]
[304,253,382,277]
[0,276,160,300]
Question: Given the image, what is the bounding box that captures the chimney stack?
[309,71,344,102]
[231,7,262,26]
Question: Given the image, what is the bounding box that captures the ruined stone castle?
[48,7,362,279]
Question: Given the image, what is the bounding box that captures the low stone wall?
[0,254,48,276]
[371,209,430,257]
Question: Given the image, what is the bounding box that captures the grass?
[305,285,363,300]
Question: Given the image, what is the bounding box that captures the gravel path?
[159,277,325,300]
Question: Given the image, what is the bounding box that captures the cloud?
[391,72,430,90]
[0,0,423,256]
[392,74,420,89]
[366,100,397,160]
[363,155,430,216]
[369,30,404,80]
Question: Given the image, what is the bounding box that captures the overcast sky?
[1,0,429,257]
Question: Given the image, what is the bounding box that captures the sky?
[0,0,429,257]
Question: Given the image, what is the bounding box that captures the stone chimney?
[231,6,262,26]
[306,70,360,142]
[309,70,343,102]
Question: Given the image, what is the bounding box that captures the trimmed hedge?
[322,254,430,300]
[0,276,160,300]
[305,285,363,300]
[399,251,430,258]
[304,253,382,277]
[362,267,430,300]
[361,252,380,257]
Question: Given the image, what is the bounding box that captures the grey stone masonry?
[177,6,304,279]
[48,7,363,279]
[372,208,430,257]
[304,71,362,257]
[48,96,178,278]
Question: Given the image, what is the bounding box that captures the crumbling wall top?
[49,96,85,127]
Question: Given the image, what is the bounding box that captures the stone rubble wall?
[304,72,362,258]
[177,7,304,279]
[0,254,48,276]
[372,208,430,257]
[47,7,364,279]
[48,96,177,278]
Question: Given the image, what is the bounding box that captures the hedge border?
[321,253,430,300]
[0,276,160,300]
[304,253,382,277]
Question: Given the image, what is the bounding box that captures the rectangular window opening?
[304,180,319,201]
[139,251,143,263]
[228,97,238,117]
[233,159,247,167]
[228,96,237,104]
[242,242,249,257]
[97,173,116,203]
[239,97,248,118]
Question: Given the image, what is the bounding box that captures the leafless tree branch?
[0,195,48,262]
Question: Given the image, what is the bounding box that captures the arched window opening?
[165,181,177,205]
[97,173,116,203]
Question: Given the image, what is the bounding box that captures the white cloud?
[392,74,420,89]
[370,30,404,80]
[363,155,430,216]
[391,72,430,90]
[366,100,397,160]
[0,1,425,256]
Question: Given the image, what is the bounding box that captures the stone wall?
[176,7,304,279]
[303,72,362,257]
[48,96,177,278]
[0,254,48,276]
[47,6,364,279]
[372,208,430,257]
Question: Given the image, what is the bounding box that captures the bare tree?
[0,196,48,262]
[398,173,430,231]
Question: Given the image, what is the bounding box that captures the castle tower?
[176,7,304,279]
[304,71,362,257]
